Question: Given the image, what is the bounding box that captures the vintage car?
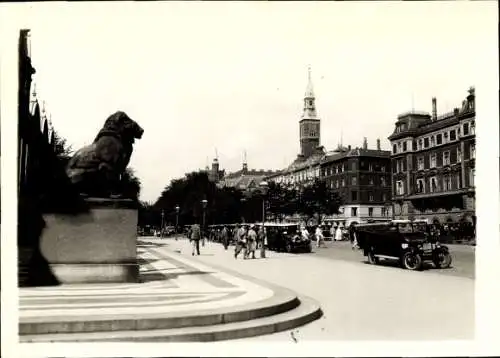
[264,223,312,253]
[355,220,452,271]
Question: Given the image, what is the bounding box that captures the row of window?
[393,121,475,154]
[350,191,387,202]
[395,168,475,195]
[323,163,387,176]
[394,144,475,173]
[328,176,388,188]
[349,207,390,217]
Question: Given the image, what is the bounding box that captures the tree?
[266,182,298,222]
[52,130,73,166]
[296,179,343,225]
[121,167,142,200]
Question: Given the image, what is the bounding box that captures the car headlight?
[401,243,408,249]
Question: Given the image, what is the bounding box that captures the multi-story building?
[388,87,475,224]
[265,68,393,226]
[319,139,392,226]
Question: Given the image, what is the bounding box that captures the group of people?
[232,224,267,259]
[186,223,267,259]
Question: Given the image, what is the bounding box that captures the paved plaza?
[163,236,475,341]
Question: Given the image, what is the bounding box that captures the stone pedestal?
[39,198,139,284]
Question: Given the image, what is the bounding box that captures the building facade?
[319,141,392,226]
[388,87,475,224]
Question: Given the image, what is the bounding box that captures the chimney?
[432,97,437,120]
[363,137,368,150]
[376,138,381,151]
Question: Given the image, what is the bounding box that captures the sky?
[4,2,496,203]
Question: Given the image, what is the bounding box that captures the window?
[381,207,386,217]
[352,191,358,201]
[381,165,386,172]
[430,177,438,192]
[369,177,374,185]
[469,168,475,187]
[430,153,437,168]
[450,130,456,141]
[456,173,461,189]
[417,157,424,170]
[443,151,450,165]
[352,176,357,185]
[463,123,469,135]
[470,144,475,159]
[436,134,442,145]
[341,178,345,187]
[351,207,358,217]
[381,176,386,186]
[393,144,397,154]
[416,178,425,193]
[418,139,423,150]
[443,175,452,191]
[309,100,313,106]
[398,142,402,151]
[396,181,404,195]
[470,122,475,135]
[330,181,334,189]
[368,207,374,217]
[412,140,417,151]
[336,180,339,188]
[369,163,373,171]
[382,193,387,202]
[369,192,374,202]
[443,132,448,143]
[352,162,356,171]
[457,148,462,162]
[403,141,407,152]
[424,137,429,148]
[430,136,435,146]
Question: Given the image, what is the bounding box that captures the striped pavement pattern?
[19,243,274,321]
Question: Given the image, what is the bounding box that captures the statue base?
[40,198,139,284]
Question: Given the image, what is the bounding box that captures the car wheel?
[306,243,313,253]
[286,243,293,253]
[367,250,379,265]
[402,252,423,270]
[433,250,452,269]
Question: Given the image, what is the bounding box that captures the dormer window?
[403,141,407,152]
[436,134,442,145]
[444,132,448,143]
[430,136,435,146]
[393,144,397,154]
[450,130,456,141]
[424,138,429,148]
[418,139,423,150]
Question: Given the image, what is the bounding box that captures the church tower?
[299,66,321,158]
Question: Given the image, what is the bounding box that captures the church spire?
[302,66,318,120]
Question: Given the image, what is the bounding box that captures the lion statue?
[66,111,144,198]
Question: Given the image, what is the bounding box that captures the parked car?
[355,220,452,271]
[265,223,312,253]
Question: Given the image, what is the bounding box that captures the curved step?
[21,296,323,342]
[20,289,299,335]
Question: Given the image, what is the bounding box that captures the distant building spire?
[242,150,248,173]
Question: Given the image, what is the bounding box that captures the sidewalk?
[19,238,321,342]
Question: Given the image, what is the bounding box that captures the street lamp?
[201,199,208,246]
[259,181,269,224]
[175,205,180,240]
[160,209,165,238]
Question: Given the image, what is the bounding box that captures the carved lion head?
[103,111,144,142]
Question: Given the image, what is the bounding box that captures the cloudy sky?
[3,2,496,203]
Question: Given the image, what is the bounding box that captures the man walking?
[246,225,257,259]
[234,224,247,259]
[315,225,325,248]
[221,225,229,250]
[190,223,201,256]
[257,225,267,258]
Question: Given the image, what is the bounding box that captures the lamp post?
[259,181,269,224]
[175,205,180,240]
[160,209,165,239]
[201,199,208,246]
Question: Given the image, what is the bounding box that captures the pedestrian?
[190,223,201,256]
[234,224,247,259]
[257,225,267,258]
[315,226,324,248]
[349,223,359,250]
[246,225,257,259]
[329,224,335,241]
[335,225,343,242]
[221,226,229,250]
